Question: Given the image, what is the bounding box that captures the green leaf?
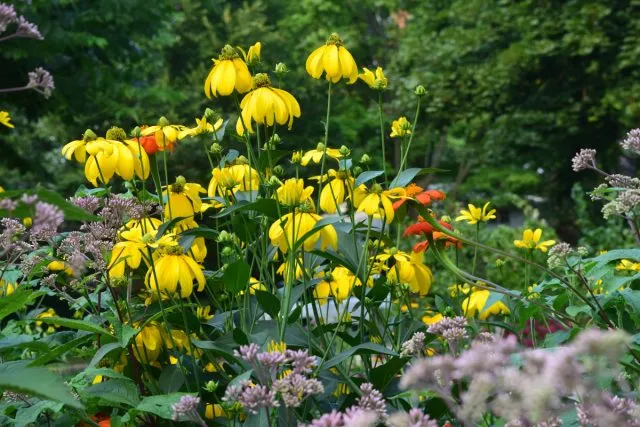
[213,199,280,219]
[0,335,49,353]
[323,343,398,369]
[621,289,640,313]
[565,305,592,317]
[29,332,93,366]
[224,260,251,294]
[389,167,445,188]
[39,317,113,337]
[354,170,384,187]
[0,288,45,322]
[82,378,140,407]
[135,393,193,420]
[89,342,123,368]
[178,226,218,240]
[191,340,237,363]
[254,290,281,318]
[115,322,139,347]
[370,357,409,391]
[156,216,189,237]
[13,400,64,426]
[0,362,83,409]
[292,216,343,252]
[158,365,186,394]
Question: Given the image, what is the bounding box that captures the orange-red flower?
[404,217,460,252]
[139,134,159,155]
[392,184,446,210]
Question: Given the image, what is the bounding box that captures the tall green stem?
[317,82,332,207]
[377,92,388,185]
[398,97,422,173]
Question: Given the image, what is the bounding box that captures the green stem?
[377,92,388,185]
[398,97,422,173]
[317,81,332,208]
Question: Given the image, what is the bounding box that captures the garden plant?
[1,4,640,426]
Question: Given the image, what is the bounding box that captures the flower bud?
[272,165,284,177]
[274,62,288,74]
[235,155,249,165]
[204,108,220,123]
[269,133,281,145]
[217,230,234,243]
[130,126,141,138]
[204,381,218,393]
[210,142,223,154]
[291,151,302,164]
[83,129,97,142]
[359,154,371,164]
[157,116,170,127]
[221,247,234,257]
[339,145,351,157]
[268,176,282,187]
[414,85,427,97]
[352,166,363,176]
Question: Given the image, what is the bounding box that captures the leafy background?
[1,0,639,244]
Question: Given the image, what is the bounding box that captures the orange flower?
[139,134,159,155]
[392,184,446,210]
[404,217,460,252]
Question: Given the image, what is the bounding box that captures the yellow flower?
[314,169,355,214]
[140,118,188,151]
[276,178,314,207]
[134,322,164,364]
[449,283,471,297]
[81,127,151,187]
[276,260,304,281]
[235,73,301,135]
[205,44,253,98]
[267,340,287,353]
[455,202,496,225]
[208,164,260,205]
[108,226,147,278]
[383,250,433,295]
[35,308,58,334]
[175,218,207,263]
[390,117,411,138]
[353,183,405,223]
[62,131,96,163]
[0,111,14,128]
[243,42,261,64]
[358,66,388,90]
[205,404,225,420]
[269,210,338,253]
[178,116,224,139]
[422,312,443,325]
[0,280,17,296]
[400,302,419,312]
[306,33,358,84]
[514,228,556,252]
[48,260,74,275]
[313,266,361,305]
[301,143,343,166]
[197,306,214,321]
[616,259,640,271]
[163,176,206,220]
[462,289,510,320]
[145,245,206,299]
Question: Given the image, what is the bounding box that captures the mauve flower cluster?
[400,329,634,426]
[30,202,64,241]
[621,128,640,155]
[400,331,426,357]
[171,394,206,426]
[0,2,41,39]
[427,316,468,350]
[227,344,324,412]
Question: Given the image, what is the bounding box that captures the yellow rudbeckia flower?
[306,33,358,84]
[163,176,206,220]
[616,259,640,271]
[390,117,411,138]
[0,111,14,128]
[358,66,388,90]
[240,41,261,64]
[134,322,164,364]
[514,228,556,252]
[208,164,260,205]
[455,202,497,225]
[382,249,433,295]
[61,129,96,163]
[175,218,207,263]
[205,404,225,420]
[314,266,361,305]
[0,280,17,296]
[462,289,510,320]
[276,178,314,207]
[145,248,206,299]
[140,117,188,152]
[204,44,253,98]
[301,143,343,166]
[108,226,146,278]
[178,115,224,139]
[269,209,338,253]
[313,169,355,214]
[353,183,405,223]
[235,73,301,135]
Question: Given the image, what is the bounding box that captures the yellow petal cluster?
[390,116,411,138]
[164,177,206,220]
[0,111,15,128]
[301,143,343,166]
[383,250,433,295]
[514,228,556,252]
[208,164,260,205]
[314,266,361,305]
[276,178,314,207]
[204,45,252,98]
[145,249,206,299]
[358,66,388,90]
[455,202,496,225]
[353,184,405,223]
[236,73,301,135]
[269,211,338,253]
[306,33,358,84]
[462,289,510,320]
[316,170,355,214]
